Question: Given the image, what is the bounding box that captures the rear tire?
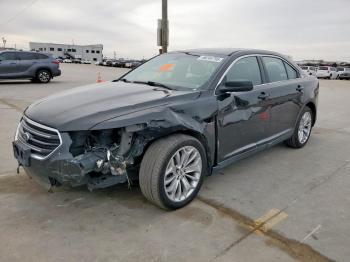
[139,134,207,210]
[36,69,51,83]
[285,107,313,148]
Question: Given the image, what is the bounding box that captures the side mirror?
[219,80,254,93]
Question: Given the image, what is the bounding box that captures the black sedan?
[13,48,319,209]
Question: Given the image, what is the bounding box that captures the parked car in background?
[13,48,319,209]
[0,50,61,83]
[95,61,103,66]
[63,58,72,63]
[300,66,317,76]
[112,60,123,67]
[106,60,115,67]
[124,61,133,68]
[338,68,350,80]
[124,60,141,68]
[316,66,338,79]
[81,60,91,64]
[118,60,126,68]
[130,61,142,68]
[72,59,82,64]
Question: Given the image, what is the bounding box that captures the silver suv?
[0,51,61,83]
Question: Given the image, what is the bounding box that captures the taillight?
[51,60,59,65]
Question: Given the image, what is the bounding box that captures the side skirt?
[211,129,293,175]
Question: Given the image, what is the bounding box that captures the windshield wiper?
[119,79,173,90]
[119,78,131,83]
[133,81,173,90]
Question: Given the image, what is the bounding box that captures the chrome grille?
[16,116,62,159]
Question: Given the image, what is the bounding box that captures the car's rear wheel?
[139,134,206,210]
[36,69,51,83]
[285,106,313,148]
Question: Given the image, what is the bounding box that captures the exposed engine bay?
[62,125,148,190]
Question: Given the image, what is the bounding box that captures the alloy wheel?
[298,111,312,144]
[164,146,202,202]
[38,71,50,82]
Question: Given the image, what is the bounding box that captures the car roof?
[171,48,290,58]
[174,48,243,56]
[0,50,50,55]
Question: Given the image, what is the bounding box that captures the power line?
[0,0,40,27]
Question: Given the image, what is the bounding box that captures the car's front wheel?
[285,106,313,148]
[139,134,206,210]
[36,69,51,83]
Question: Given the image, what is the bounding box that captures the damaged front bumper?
[21,155,129,191]
[13,118,133,190]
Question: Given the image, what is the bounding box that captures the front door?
[217,56,271,162]
[0,52,19,77]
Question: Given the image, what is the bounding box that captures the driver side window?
[0,52,17,61]
[226,56,262,86]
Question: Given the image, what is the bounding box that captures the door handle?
[258,92,269,100]
[296,85,304,92]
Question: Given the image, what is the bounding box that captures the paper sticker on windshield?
[197,56,223,63]
[159,63,174,72]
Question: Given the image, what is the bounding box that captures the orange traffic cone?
[96,72,103,83]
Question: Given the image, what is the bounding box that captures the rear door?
[0,52,19,77]
[260,56,302,139]
[17,52,38,74]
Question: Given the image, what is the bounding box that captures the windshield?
[337,68,344,72]
[121,53,225,90]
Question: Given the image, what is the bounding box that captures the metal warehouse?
[29,42,103,62]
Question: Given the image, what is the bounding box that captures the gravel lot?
[1,64,349,262]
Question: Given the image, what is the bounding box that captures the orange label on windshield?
[159,63,173,72]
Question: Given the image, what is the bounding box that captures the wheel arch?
[305,101,317,126]
[35,67,53,78]
[137,129,213,174]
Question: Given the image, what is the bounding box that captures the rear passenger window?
[18,52,37,60]
[35,54,48,59]
[284,62,298,79]
[262,57,288,82]
[226,56,262,85]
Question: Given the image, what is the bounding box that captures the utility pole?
[2,37,6,48]
[157,0,168,54]
[161,0,168,53]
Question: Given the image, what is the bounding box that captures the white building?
[29,42,103,62]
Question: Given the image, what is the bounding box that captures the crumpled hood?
[25,81,198,131]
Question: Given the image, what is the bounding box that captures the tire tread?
[139,134,202,209]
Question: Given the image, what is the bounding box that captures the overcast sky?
[1,0,349,61]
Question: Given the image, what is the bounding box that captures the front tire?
[36,69,51,83]
[285,107,313,148]
[139,134,207,210]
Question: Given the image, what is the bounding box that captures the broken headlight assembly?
[66,128,135,189]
